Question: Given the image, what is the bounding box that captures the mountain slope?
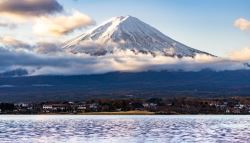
[63,16,212,57]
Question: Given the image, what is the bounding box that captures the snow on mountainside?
[63,15,213,57]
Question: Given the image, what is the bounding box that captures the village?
[1,97,250,114]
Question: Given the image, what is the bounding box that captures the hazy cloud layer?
[0,0,63,20]
[0,21,16,29]
[234,18,250,31]
[34,42,64,54]
[0,45,248,76]
[33,11,95,36]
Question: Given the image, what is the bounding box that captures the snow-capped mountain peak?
[63,15,212,57]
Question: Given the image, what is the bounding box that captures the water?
[0,115,249,143]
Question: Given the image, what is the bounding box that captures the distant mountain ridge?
[63,16,213,57]
[1,70,250,102]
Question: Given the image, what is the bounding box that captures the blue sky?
[57,0,250,57]
[0,0,250,57]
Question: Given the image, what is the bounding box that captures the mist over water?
[0,115,250,143]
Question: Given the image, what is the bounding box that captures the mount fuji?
[63,16,213,57]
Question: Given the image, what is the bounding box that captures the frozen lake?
[0,115,249,143]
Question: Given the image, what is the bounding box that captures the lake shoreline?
[1,111,155,115]
[1,111,250,115]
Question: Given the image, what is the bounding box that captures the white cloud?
[0,45,248,76]
[228,47,250,61]
[0,0,63,22]
[33,11,95,37]
[0,21,16,28]
[0,36,31,50]
[34,42,63,54]
[234,18,250,31]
